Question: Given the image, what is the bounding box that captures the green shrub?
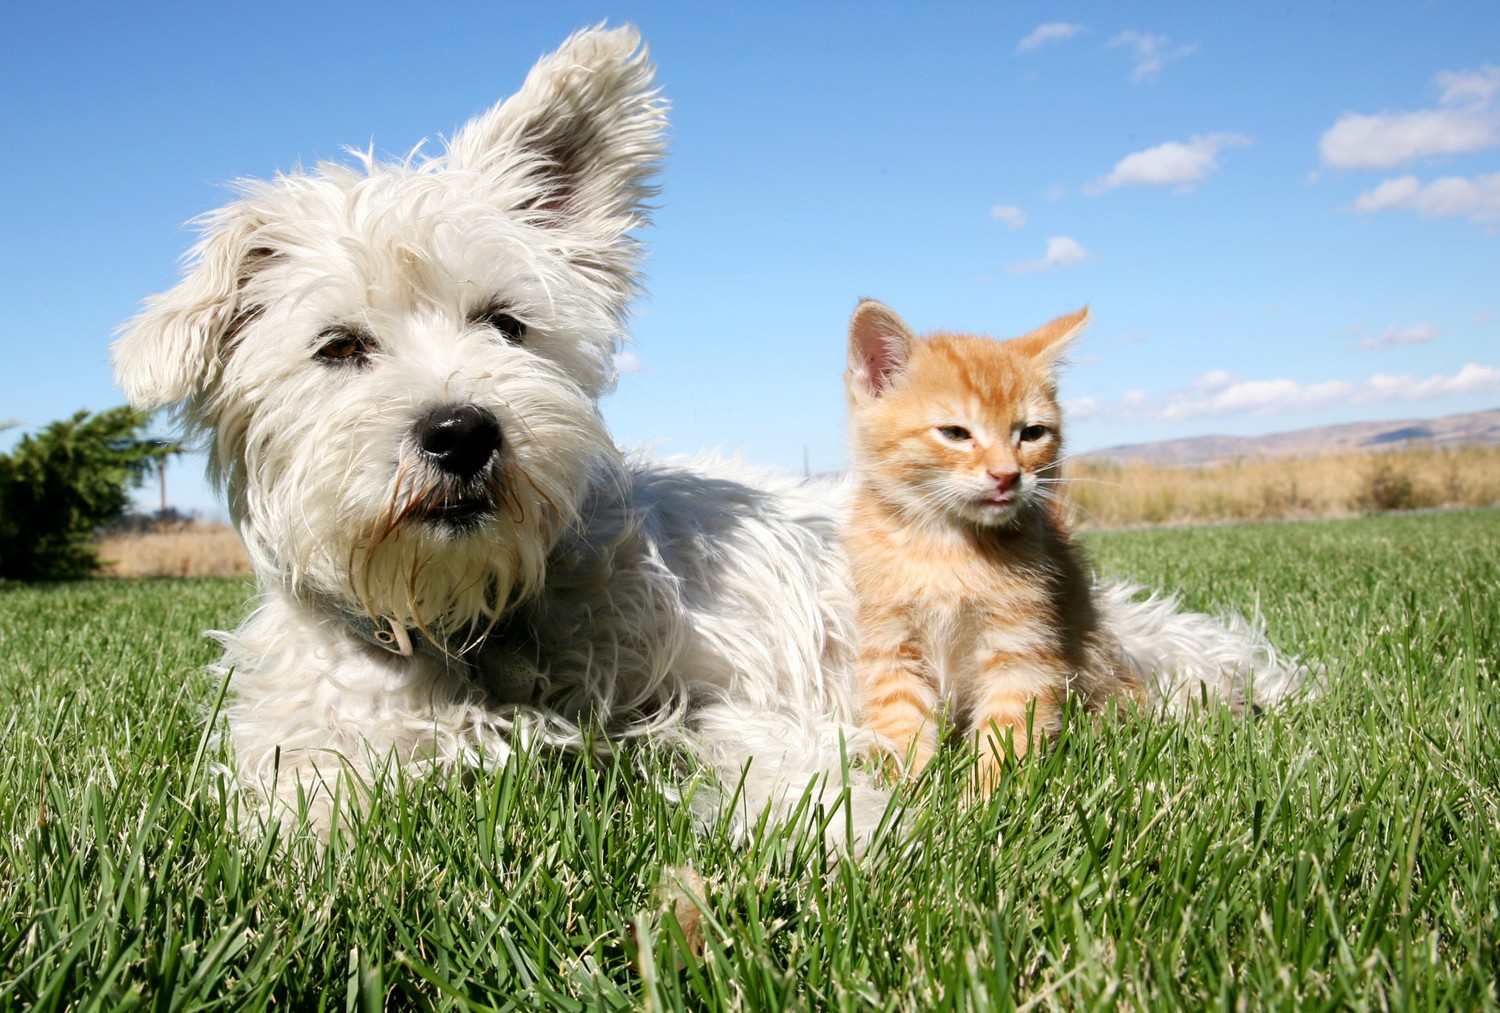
[0,407,174,580]
[1351,454,1421,513]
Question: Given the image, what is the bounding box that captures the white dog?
[113,26,1311,846]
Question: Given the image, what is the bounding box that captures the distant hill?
[1081,407,1500,467]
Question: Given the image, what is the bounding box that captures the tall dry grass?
[87,445,1499,575]
[1067,444,1500,529]
[95,521,251,578]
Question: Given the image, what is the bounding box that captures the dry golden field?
[95,521,251,578]
[91,445,1500,576]
[1067,444,1500,529]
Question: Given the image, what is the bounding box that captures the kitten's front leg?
[856,602,940,778]
[969,651,1066,794]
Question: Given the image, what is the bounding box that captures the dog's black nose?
[415,404,502,479]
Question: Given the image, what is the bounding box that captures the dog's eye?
[937,425,971,442]
[474,307,526,344]
[1019,424,1050,443]
[314,328,374,365]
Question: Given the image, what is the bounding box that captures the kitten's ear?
[848,299,918,399]
[1011,306,1090,372]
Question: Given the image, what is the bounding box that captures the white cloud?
[1069,395,1102,418]
[1066,363,1500,422]
[1437,65,1500,106]
[1319,65,1500,169]
[1193,369,1236,392]
[1107,31,1197,83]
[614,350,645,375]
[1353,323,1440,351]
[1008,236,1091,273]
[1086,133,1251,194]
[1321,111,1499,169]
[1349,172,1500,224]
[1017,22,1082,53]
[1349,175,1422,210]
[989,204,1026,229]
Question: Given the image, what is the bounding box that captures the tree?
[0,408,176,580]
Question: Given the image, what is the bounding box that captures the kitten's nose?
[990,469,1021,494]
[415,404,502,478]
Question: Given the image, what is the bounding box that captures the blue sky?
[4,1,1497,519]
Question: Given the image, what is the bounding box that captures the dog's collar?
[342,609,435,659]
[304,590,477,664]
[302,589,540,706]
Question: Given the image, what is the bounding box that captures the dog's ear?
[443,25,667,263]
[113,203,276,410]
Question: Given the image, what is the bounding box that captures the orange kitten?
[843,300,1144,792]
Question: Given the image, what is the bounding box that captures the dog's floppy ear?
[113,203,276,411]
[443,25,667,268]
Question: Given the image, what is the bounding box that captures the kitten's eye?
[474,306,526,344]
[1019,424,1050,443]
[314,327,374,365]
[937,425,972,442]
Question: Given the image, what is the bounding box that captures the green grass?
[2,510,1497,1010]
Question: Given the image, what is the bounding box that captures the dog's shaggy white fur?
[114,26,1313,847]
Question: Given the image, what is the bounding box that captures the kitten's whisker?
[1064,503,1108,528]
[1045,476,1123,489]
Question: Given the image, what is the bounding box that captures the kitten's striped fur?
[844,300,1144,791]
